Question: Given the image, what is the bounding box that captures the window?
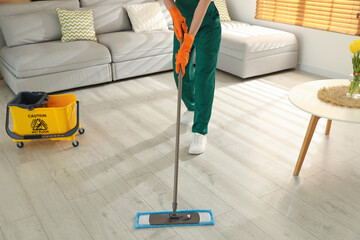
[255,0,360,36]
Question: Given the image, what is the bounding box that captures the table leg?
[293,115,320,176]
[325,119,332,135]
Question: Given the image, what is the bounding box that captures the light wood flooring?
[0,69,360,240]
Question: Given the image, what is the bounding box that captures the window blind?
[255,0,360,36]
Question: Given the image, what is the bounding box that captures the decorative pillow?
[0,10,61,47]
[56,8,97,42]
[124,2,168,33]
[80,0,154,8]
[214,0,231,21]
[82,4,132,34]
[156,0,172,28]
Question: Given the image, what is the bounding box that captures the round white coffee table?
[289,79,360,176]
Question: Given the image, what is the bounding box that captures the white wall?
[226,0,360,79]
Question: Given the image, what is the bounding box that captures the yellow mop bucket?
[6,92,84,148]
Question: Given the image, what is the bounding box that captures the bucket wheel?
[72,140,79,147]
[16,142,24,148]
[78,128,85,134]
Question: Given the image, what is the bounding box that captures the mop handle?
[172,38,184,216]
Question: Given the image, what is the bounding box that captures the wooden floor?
[0,69,360,240]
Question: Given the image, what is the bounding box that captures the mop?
[135,39,215,229]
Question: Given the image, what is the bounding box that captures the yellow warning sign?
[31,118,49,133]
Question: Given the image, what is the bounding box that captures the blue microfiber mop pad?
[135,209,215,229]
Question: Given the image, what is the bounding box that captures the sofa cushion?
[0,10,61,47]
[97,30,173,62]
[220,25,298,60]
[214,0,231,21]
[0,41,111,78]
[0,1,78,16]
[56,8,98,42]
[82,4,132,34]
[80,0,154,7]
[221,21,250,31]
[0,1,79,48]
[157,0,172,28]
[124,2,168,33]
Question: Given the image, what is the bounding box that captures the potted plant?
[347,39,360,99]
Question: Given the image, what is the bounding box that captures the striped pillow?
[214,0,231,21]
[56,8,97,42]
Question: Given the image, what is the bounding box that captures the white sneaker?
[188,133,207,155]
[180,110,194,124]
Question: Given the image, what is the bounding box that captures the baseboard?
[298,64,348,79]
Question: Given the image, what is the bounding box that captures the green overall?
[173,0,221,135]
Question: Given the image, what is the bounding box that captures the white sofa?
[0,0,298,94]
[218,21,298,78]
[0,0,173,94]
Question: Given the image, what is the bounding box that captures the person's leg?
[192,25,221,135]
[173,34,196,112]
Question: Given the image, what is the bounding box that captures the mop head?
[135,209,214,229]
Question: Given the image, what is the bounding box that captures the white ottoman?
[218,22,298,78]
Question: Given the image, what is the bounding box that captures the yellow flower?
[356,40,360,50]
[350,44,356,53]
[350,39,360,54]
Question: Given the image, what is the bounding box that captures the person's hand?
[175,33,195,75]
[169,6,188,41]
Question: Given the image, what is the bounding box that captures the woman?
[164,0,222,154]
